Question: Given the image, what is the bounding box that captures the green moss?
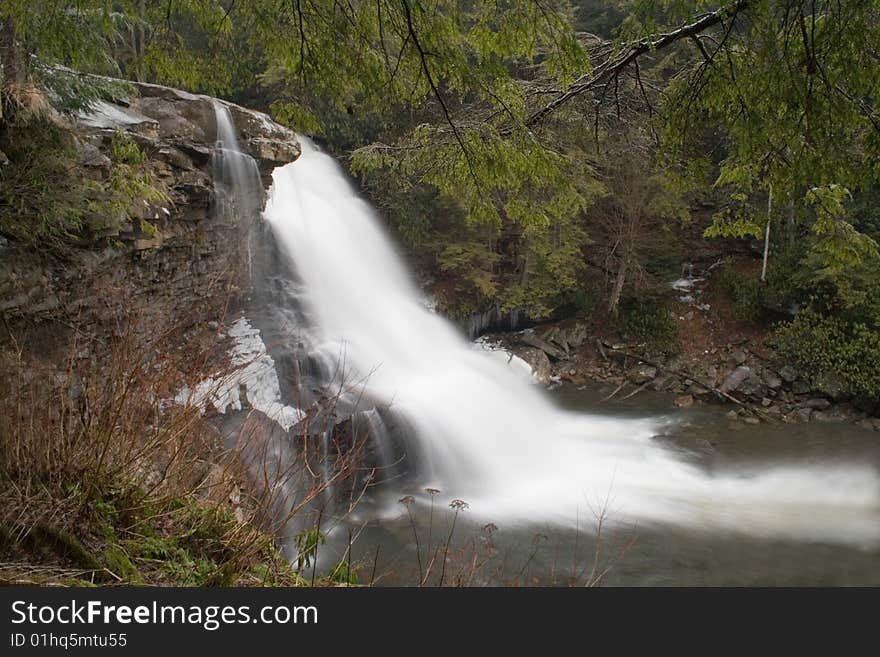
[100,544,142,583]
[30,523,103,572]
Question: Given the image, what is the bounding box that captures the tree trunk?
[136,0,146,81]
[608,248,630,318]
[761,185,772,282]
[0,17,26,120]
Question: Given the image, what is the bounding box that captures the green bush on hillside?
[0,123,165,250]
[617,297,679,355]
[715,264,765,322]
[772,309,880,400]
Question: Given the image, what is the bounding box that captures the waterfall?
[262,136,880,547]
[212,102,263,284]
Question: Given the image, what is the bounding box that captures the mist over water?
[262,136,880,548]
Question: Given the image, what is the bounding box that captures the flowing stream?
[258,136,880,561]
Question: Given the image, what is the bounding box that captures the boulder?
[812,371,849,401]
[761,369,783,389]
[651,372,678,392]
[627,364,657,385]
[249,137,301,165]
[537,326,570,357]
[673,394,694,408]
[720,365,769,399]
[686,382,712,398]
[798,398,831,410]
[79,142,112,169]
[519,329,566,360]
[4,77,300,347]
[563,322,589,350]
[853,396,879,415]
[720,366,751,394]
[730,348,748,365]
[77,100,160,138]
[778,365,798,383]
[76,80,300,177]
[514,347,552,385]
[738,375,768,399]
[812,410,845,423]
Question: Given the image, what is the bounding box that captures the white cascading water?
[213,102,264,282]
[177,104,304,429]
[263,136,880,547]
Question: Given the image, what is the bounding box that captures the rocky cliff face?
[0,81,300,349]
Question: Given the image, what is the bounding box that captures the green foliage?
[715,264,765,322]
[558,283,601,320]
[0,120,93,244]
[110,129,145,164]
[0,125,166,249]
[437,241,501,312]
[794,185,880,324]
[6,0,880,340]
[849,186,880,242]
[656,0,880,280]
[293,527,326,573]
[138,534,228,587]
[500,217,591,319]
[252,0,587,133]
[327,561,359,586]
[1,1,120,75]
[100,543,142,583]
[268,100,324,136]
[772,310,880,400]
[353,123,601,318]
[103,131,168,237]
[642,249,682,281]
[352,124,595,232]
[704,192,765,240]
[36,66,132,116]
[291,526,359,584]
[616,296,679,355]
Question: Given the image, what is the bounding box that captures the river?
[317,383,880,585]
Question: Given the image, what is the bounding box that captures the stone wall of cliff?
[0,81,299,353]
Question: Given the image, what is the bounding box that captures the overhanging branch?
[522,0,750,129]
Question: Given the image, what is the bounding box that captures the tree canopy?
[2,1,880,320]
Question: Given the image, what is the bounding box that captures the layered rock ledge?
[0,80,300,345]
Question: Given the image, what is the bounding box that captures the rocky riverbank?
[482,316,880,432]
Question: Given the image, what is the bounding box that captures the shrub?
[0,123,165,250]
[772,309,880,400]
[0,304,364,586]
[715,263,764,322]
[616,297,679,355]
